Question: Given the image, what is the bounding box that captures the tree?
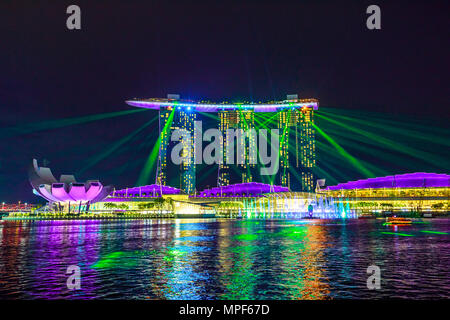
[103,203,117,210]
[432,203,444,210]
[380,203,393,210]
[165,198,174,213]
[153,198,165,214]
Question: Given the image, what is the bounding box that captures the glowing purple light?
[111,184,181,198]
[29,159,112,204]
[126,99,319,112]
[198,182,289,197]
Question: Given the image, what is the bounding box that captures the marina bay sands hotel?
[126,94,318,194]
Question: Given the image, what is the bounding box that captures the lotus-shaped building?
[29,159,113,204]
[198,182,289,197]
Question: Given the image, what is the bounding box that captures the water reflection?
[0,219,449,299]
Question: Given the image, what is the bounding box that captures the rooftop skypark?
[125,97,319,112]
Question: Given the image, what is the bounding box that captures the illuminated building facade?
[218,110,257,185]
[319,173,450,214]
[28,159,113,213]
[155,105,196,194]
[127,95,318,194]
[172,108,196,194]
[218,111,231,186]
[156,108,172,187]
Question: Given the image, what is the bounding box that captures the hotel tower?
[127,94,318,193]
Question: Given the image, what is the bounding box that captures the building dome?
[198,182,289,197]
[110,184,181,198]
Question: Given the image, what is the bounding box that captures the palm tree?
[432,203,444,210]
[103,202,117,210]
[165,198,175,214]
[154,197,165,214]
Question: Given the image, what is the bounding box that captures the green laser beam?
[319,110,450,147]
[314,124,374,177]
[1,109,147,138]
[381,232,414,237]
[316,125,437,173]
[420,230,448,235]
[319,107,449,135]
[135,109,175,186]
[316,141,387,178]
[78,116,157,175]
[316,113,447,167]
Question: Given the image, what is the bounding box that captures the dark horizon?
[1,1,449,202]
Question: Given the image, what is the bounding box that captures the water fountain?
[237,193,358,220]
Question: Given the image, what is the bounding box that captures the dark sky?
[1,0,449,202]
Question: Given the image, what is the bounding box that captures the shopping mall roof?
[198,182,289,197]
[324,172,450,190]
[111,184,181,198]
[126,98,318,112]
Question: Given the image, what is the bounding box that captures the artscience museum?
[29,159,113,210]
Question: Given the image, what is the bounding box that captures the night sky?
[1,0,449,202]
